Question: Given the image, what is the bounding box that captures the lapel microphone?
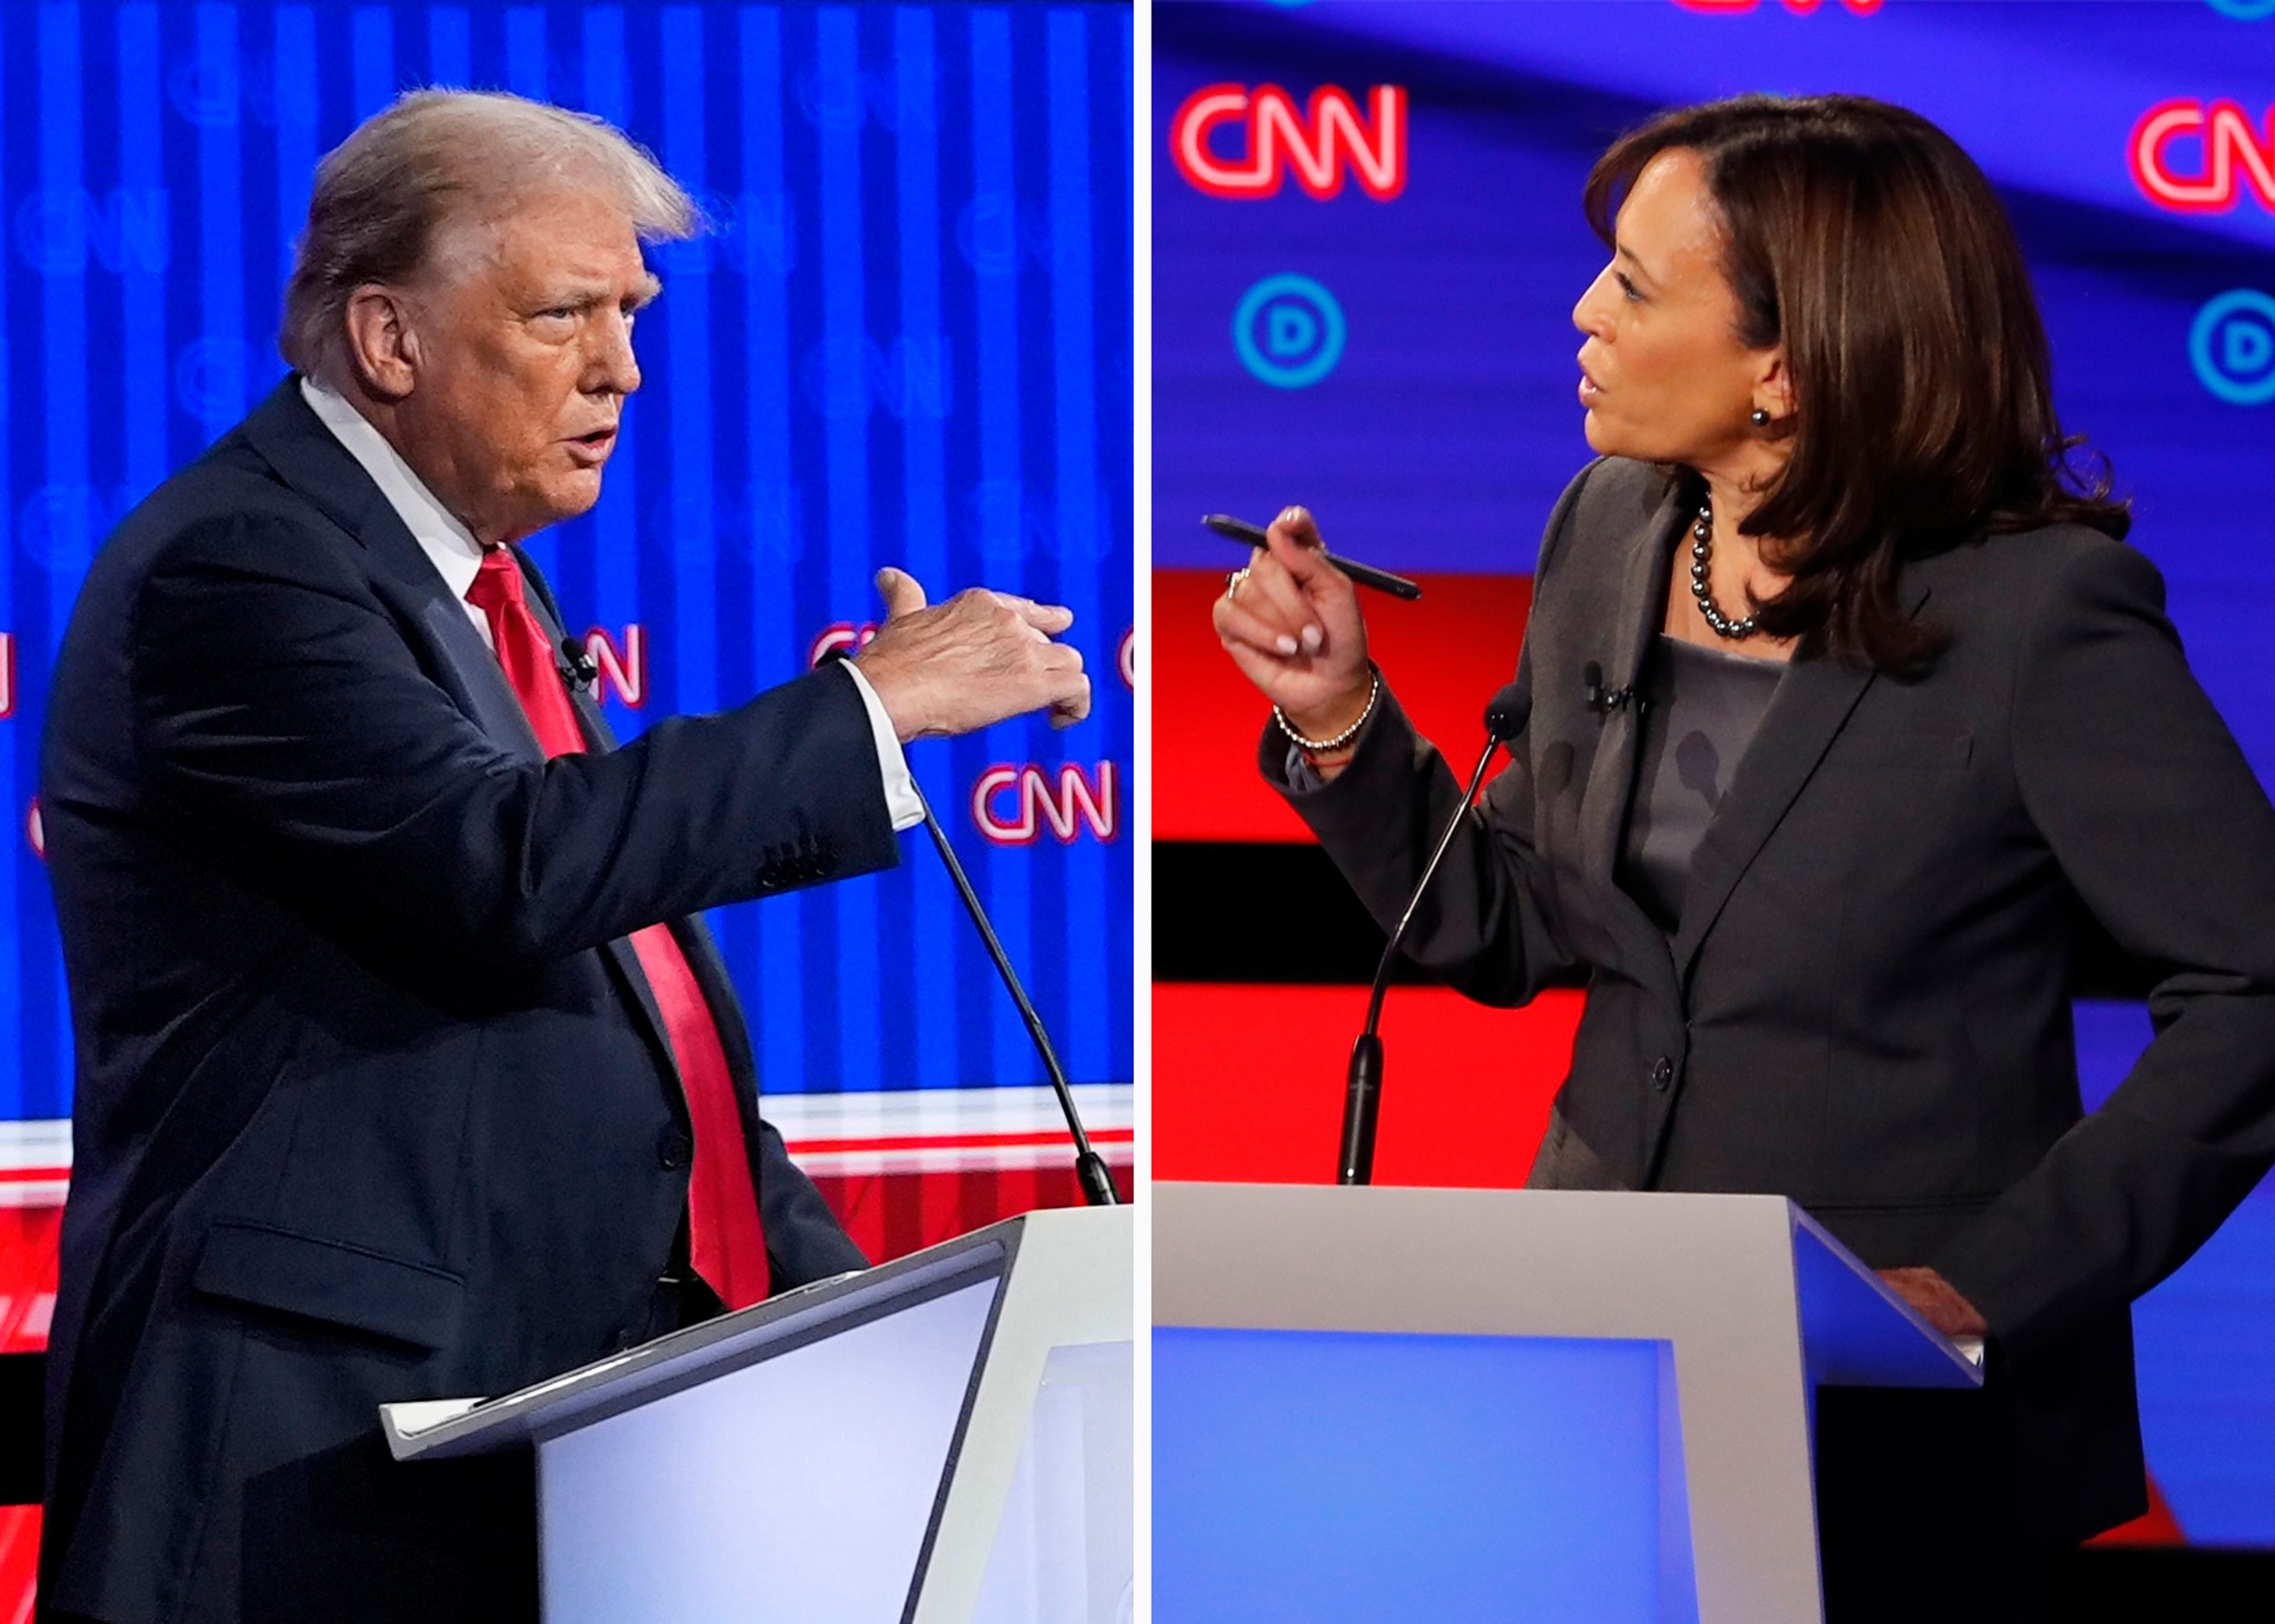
[1338,681,1532,1186]
[1582,660,1640,715]
[558,636,600,691]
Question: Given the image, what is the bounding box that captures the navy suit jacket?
[37,379,895,1622]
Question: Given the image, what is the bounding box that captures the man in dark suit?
[36,91,1090,1624]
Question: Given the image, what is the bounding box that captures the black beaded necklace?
[1687,492,1759,640]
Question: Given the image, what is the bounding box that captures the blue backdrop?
[0,0,1133,1122]
[1155,0,2275,1545]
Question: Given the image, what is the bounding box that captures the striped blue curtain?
[0,1,1134,1118]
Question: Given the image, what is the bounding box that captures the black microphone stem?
[1338,734,1505,1187]
[818,645,1116,1206]
[912,777,1119,1208]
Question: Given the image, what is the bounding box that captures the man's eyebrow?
[531,277,661,313]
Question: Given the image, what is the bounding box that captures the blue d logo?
[1233,274,1346,389]
[2206,0,2275,19]
[2189,289,2275,405]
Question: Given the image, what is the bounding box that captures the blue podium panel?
[1153,1326,1697,1624]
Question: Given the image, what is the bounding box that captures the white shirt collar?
[299,374,488,608]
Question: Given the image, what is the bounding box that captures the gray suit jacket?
[1270,455,2275,1541]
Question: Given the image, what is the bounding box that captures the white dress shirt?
[299,376,923,832]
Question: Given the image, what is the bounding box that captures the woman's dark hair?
[1584,94,2127,672]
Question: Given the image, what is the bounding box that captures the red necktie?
[465,547,771,1309]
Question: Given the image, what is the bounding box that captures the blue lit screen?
[1154,1325,1690,1623]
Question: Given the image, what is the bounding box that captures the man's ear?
[341,285,420,401]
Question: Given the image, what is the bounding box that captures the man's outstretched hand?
[854,567,1091,742]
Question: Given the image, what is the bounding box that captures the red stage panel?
[809,1162,1132,1265]
[0,1507,33,1624]
[0,1208,59,1357]
[2091,1479,2186,1546]
[1153,569,1534,843]
[1152,983,1581,1186]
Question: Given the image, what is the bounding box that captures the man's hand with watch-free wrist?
[854,567,1090,741]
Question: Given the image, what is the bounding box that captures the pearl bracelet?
[1274,670,1380,757]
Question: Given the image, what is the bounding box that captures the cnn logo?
[972,762,1119,845]
[2132,100,2275,213]
[1671,0,1879,12]
[1169,83,1406,201]
[580,625,645,708]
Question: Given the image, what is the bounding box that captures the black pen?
[1201,515,1424,601]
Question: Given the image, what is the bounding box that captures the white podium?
[384,1205,1132,1624]
[1153,1183,1981,1624]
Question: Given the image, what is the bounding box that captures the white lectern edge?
[379,1205,1136,1624]
[910,1205,1135,1624]
[380,1224,1014,1462]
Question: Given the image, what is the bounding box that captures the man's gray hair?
[280,89,698,384]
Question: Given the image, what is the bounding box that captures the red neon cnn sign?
[2130,100,2275,213]
[1669,0,1880,12]
[1169,83,1406,202]
[970,762,1119,846]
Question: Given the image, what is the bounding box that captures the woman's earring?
[1749,407,1771,427]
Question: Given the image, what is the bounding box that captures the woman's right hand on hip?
[1211,506,1374,739]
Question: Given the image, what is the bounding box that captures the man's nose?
[587,310,642,396]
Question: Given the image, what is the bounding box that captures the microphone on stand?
[1338,681,1532,1187]
[822,650,1117,1207]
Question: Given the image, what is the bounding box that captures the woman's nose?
[1572,266,1616,338]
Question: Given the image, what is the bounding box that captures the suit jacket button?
[658,1129,693,1170]
[1650,1056,1674,1092]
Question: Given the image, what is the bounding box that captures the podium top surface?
[1153,1183,1979,1392]
[383,1205,1128,1461]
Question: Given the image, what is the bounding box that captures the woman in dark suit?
[1214,94,2275,1620]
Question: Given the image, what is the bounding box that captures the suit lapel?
[242,383,731,1104]
[506,550,686,1087]
[1577,477,1688,975]
[414,595,547,762]
[237,379,544,762]
[244,384,686,1089]
[508,544,617,749]
[1668,575,1933,983]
